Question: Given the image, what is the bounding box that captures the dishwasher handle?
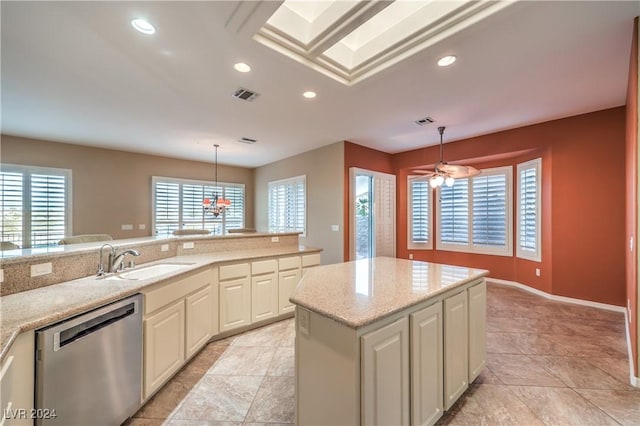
[53,299,138,351]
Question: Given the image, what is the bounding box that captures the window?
[0,164,72,248]
[268,175,306,235]
[517,158,541,261]
[408,176,432,249]
[437,166,512,256]
[152,177,244,236]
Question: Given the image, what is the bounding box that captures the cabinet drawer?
[144,269,210,315]
[302,253,321,267]
[219,263,250,281]
[252,259,277,275]
[279,256,301,271]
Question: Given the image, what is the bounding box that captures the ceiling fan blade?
[411,170,436,175]
[439,163,481,178]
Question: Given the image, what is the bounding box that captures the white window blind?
[437,166,512,256]
[517,158,541,261]
[408,177,431,249]
[440,178,469,245]
[1,165,71,249]
[268,175,306,235]
[152,177,245,236]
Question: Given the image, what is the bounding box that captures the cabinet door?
[144,300,185,398]
[411,303,443,426]
[361,317,409,426]
[219,277,251,332]
[443,291,468,410]
[0,331,34,426]
[468,281,487,383]
[186,286,213,358]
[252,273,278,323]
[278,269,301,315]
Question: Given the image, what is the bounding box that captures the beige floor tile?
[244,376,295,424]
[266,346,295,377]
[586,357,638,389]
[124,417,165,426]
[575,389,640,426]
[134,380,194,419]
[509,386,619,425]
[471,367,502,385]
[208,346,276,376]
[529,355,631,390]
[231,322,287,347]
[487,353,564,387]
[486,332,525,354]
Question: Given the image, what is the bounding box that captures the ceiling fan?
[412,126,480,188]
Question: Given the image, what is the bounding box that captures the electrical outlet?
[183,242,195,249]
[409,254,414,260]
[121,224,133,231]
[0,269,3,283]
[271,236,279,243]
[331,225,339,231]
[139,224,146,230]
[161,244,169,252]
[31,262,52,277]
[298,308,310,336]
[535,268,541,277]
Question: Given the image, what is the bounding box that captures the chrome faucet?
[109,248,140,273]
[97,243,114,276]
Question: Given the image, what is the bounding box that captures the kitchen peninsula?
[291,257,489,426]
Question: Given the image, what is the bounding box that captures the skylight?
[254,0,514,86]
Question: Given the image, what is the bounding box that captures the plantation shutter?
[440,179,469,244]
[154,181,180,236]
[409,179,429,244]
[0,171,24,247]
[268,176,306,235]
[30,173,67,247]
[472,174,507,247]
[224,185,245,231]
[517,159,541,260]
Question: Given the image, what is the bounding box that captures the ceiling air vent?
[414,116,435,126]
[238,137,257,144]
[232,87,260,102]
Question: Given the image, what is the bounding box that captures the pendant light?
[203,144,231,217]
[412,126,480,187]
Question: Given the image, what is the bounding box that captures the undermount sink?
[105,262,195,280]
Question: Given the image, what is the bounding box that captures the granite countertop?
[0,245,321,363]
[290,257,488,329]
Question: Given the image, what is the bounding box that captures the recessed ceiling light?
[131,18,156,35]
[437,55,456,67]
[234,62,251,73]
[303,91,316,99]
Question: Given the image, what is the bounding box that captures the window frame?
[151,176,245,236]
[407,175,432,250]
[436,165,513,256]
[1,163,73,248]
[268,174,307,236]
[516,158,542,262]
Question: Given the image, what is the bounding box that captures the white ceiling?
[1,1,638,168]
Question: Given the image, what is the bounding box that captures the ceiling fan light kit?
[414,126,480,188]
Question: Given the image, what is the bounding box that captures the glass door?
[354,173,373,259]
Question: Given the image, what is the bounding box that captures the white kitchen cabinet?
[410,302,443,426]
[144,300,185,398]
[251,273,278,322]
[186,285,214,358]
[468,281,487,383]
[278,256,301,315]
[443,290,469,410]
[361,317,410,426]
[0,330,34,426]
[219,277,251,332]
[301,253,321,276]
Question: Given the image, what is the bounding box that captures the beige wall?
[1,135,254,239]
[254,142,344,265]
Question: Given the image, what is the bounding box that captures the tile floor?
[125,283,639,426]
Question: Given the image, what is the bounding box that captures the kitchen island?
[290,257,489,426]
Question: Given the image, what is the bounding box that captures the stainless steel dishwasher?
[35,294,143,426]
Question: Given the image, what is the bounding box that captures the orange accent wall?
[393,108,626,306]
[625,17,638,377]
[343,142,394,261]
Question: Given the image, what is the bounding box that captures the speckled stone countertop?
[0,245,320,363]
[290,257,488,329]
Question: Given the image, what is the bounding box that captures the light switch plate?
[121,224,133,231]
[161,244,169,252]
[0,269,3,283]
[139,224,146,230]
[183,242,195,249]
[331,225,339,231]
[271,237,279,243]
[31,262,53,277]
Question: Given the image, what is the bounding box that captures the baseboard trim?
[487,278,639,387]
[487,278,626,313]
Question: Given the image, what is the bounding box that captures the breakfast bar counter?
[290,257,489,426]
